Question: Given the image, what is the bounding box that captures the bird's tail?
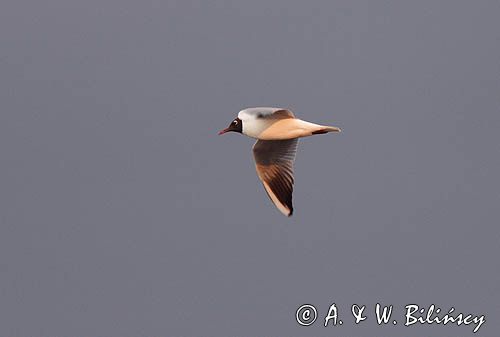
[312,125,341,135]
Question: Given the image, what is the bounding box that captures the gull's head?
[219,107,281,136]
[218,117,242,135]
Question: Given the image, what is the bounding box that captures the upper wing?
[270,109,295,119]
[252,138,299,216]
[239,107,295,120]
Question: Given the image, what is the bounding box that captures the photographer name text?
[295,303,485,333]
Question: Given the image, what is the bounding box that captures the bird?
[218,107,341,216]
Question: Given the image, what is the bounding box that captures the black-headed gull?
[219,107,341,216]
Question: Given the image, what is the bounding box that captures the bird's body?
[238,107,339,140]
[219,107,340,216]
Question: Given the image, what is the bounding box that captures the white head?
[237,107,283,121]
[219,107,284,137]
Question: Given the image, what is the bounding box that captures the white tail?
[311,125,341,135]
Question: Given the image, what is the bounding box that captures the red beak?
[218,128,230,135]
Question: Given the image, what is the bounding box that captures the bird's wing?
[239,107,295,120]
[270,109,295,119]
[252,138,299,216]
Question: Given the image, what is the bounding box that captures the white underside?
[241,119,273,139]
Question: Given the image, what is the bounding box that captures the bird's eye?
[233,120,238,125]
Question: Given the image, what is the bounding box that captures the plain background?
[1,1,499,336]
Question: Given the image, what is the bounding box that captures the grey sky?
[1,1,499,336]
